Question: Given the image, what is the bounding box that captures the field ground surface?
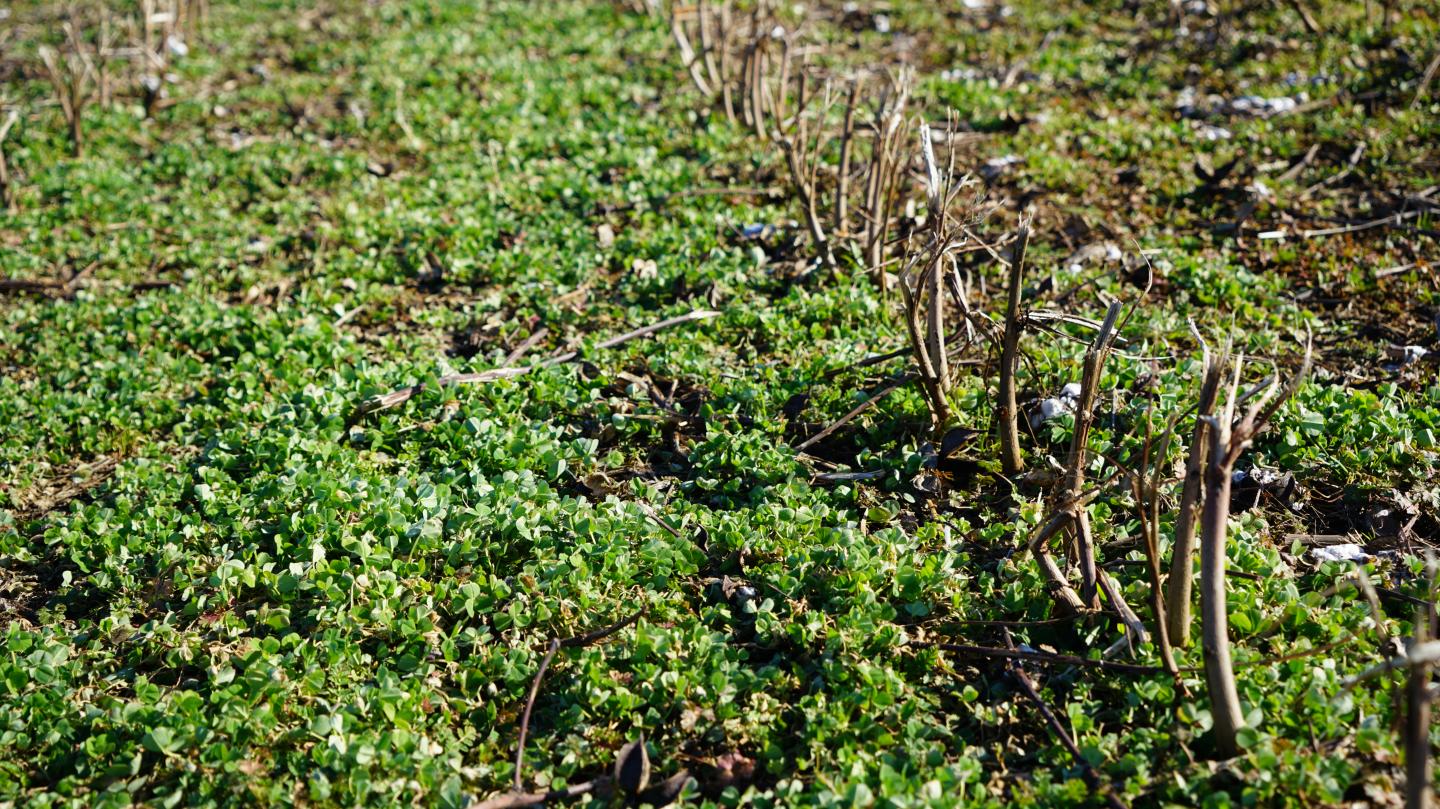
[2,0,1440,806]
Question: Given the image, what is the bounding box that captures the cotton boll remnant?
[980,154,1023,181]
[1030,382,1082,430]
[1062,242,1123,273]
[1383,345,1429,370]
[1225,94,1306,116]
[1177,88,1309,118]
[630,258,659,280]
[1231,467,1303,512]
[1176,86,1202,117]
[941,66,985,82]
[1308,543,1371,564]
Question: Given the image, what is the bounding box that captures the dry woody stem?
[1166,333,1224,648]
[1198,340,1310,757]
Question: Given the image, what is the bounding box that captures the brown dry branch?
[91,14,117,109]
[1166,331,1224,648]
[1345,560,1438,809]
[996,220,1029,476]
[39,25,98,157]
[1097,570,1149,656]
[180,0,211,42]
[1024,482,1109,614]
[496,607,646,809]
[472,777,612,809]
[1067,303,1123,609]
[0,108,17,213]
[773,71,838,269]
[794,373,912,452]
[1002,632,1130,809]
[663,7,917,283]
[668,0,784,131]
[695,1,724,105]
[350,309,720,421]
[897,123,981,432]
[1198,340,1311,758]
[860,71,913,284]
[513,639,560,792]
[740,6,775,140]
[1021,304,1150,640]
[1416,48,1440,109]
[1129,410,1182,678]
[832,76,860,236]
[502,327,550,366]
[922,640,1170,675]
[1407,597,1434,809]
[669,4,714,98]
[1287,0,1322,34]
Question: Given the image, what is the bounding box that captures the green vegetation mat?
[2,0,1438,806]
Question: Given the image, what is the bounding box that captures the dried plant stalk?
[94,15,116,109]
[770,64,838,269]
[1199,341,1310,757]
[862,72,912,284]
[1066,303,1123,608]
[39,25,97,158]
[1407,602,1433,809]
[832,77,860,236]
[662,8,917,284]
[1132,410,1182,677]
[669,6,714,98]
[898,123,973,431]
[1166,333,1224,647]
[996,222,1029,476]
[1022,303,1151,639]
[0,109,17,213]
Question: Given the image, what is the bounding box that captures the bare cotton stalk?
[861,71,912,285]
[666,0,782,126]
[1132,411,1182,677]
[1025,485,1101,616]
[740,5,772,139]
[94,16,116,109]
[1166,334,1225,648]
[140,0,179,119]
[997,221,1029,476]
[39,29,96,158]
[669,7,714,98]
[832,77,860,236]
[714,2,735,120]
[898,124,971,431]
[1017,304,1135,626]
[1407,603,1433,809]
[696,1,725,104]
[179,0,211,42]
[1066,303,1123,609]
[0,109,17,213]
[1097,571,1149,651]
[1199,342,1310,758]
[773,73,837,270]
